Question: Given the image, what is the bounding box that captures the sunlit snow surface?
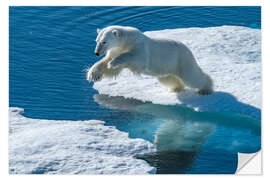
[9,107,156,174]
[94,26,261,119]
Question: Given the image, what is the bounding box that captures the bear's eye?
[102,41,107,45]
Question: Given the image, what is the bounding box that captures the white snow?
[94,26,261,119]
[9,107,156,174]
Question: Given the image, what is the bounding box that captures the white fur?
[87,26,213,94]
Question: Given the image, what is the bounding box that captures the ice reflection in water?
[94,94,260,173]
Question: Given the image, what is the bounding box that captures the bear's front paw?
[87,66,103,82]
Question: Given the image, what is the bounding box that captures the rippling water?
[9,6,261,174]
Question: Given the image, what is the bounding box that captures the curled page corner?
[236,151,262,175]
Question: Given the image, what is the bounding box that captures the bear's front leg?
[87,61,105,82]
[108,52,133,69]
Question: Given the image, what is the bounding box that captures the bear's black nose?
[95,52,99,56]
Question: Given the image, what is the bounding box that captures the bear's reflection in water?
[93,94,260,174]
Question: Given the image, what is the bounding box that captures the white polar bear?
[87,25,213,95]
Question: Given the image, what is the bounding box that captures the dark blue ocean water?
[9,6,261,174]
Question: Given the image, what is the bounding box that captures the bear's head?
[94,26,124,57]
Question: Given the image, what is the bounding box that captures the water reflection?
[93,94,260,173]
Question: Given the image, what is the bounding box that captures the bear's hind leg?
[158,75,185,92]
[196,73,213,95]
[178,67,213,95]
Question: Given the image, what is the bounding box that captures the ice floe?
[9,107,156,174]
[94,26,261,119]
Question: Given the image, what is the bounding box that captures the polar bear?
[87,25,213,95]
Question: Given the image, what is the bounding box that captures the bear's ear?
[112,29,121,38]
[97,28,101,34]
